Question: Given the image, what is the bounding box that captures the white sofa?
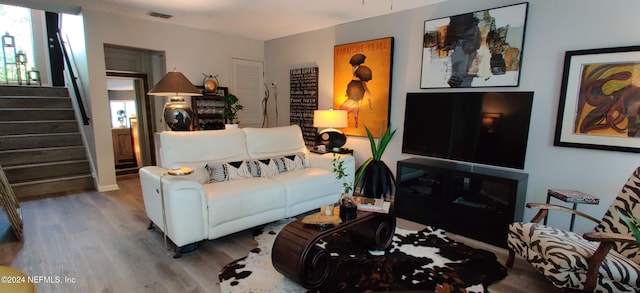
[139,125,355,257]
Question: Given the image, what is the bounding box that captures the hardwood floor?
[0,174,555,292]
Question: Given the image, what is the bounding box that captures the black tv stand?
[395,158,528,248]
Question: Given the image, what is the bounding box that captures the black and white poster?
[290,67,318,146]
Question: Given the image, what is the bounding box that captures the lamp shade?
[313,109,348,129]
[148,71,202,96]
[148,70,200,131]
[314,109,348,149]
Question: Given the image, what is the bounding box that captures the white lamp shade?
[313,109,348,128]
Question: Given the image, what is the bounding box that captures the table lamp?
[313,109,348,149]
[148,69,202,131]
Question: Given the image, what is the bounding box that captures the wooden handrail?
[526,202,601,224]
[56,31,90,125]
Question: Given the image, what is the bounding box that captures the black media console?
[395,158,528,248]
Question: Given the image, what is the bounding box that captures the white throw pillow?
[272,152,307,173]
[205,161,252,183]
[249,158,279,178]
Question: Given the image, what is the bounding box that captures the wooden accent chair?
[506,167,640,292]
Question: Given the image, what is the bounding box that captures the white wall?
[264,27,336,127]
[265,0,640,233]
[66,9,264,191]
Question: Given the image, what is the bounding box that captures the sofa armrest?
[139,166,208,247]
[308,152,356,194]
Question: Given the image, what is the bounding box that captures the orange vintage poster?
[333,37,393,137]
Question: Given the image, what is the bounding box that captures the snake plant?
[354,124,396,199]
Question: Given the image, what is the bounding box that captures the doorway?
[106,72,155,175]
[104,44,164,175]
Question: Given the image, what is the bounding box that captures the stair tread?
[0,96,70,99]
[0,120,77,122]
[0,132,81,138]
[0,145,84,153]
[0,86,69,97]
[11,174,93,187]
[0,107,73,111]
[3,159,90,169]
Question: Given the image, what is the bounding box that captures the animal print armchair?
[506,167,640,292]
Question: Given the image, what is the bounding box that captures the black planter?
[340,205,357,221]
[358,160,395,200]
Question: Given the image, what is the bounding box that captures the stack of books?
[353,196,391,213]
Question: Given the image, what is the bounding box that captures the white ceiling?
[9,0,448,41]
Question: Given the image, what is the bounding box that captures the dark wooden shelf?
[196,113,223,119]
[191,87,228,130]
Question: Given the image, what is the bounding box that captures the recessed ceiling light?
[147,11,173,19]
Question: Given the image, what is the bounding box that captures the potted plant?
[354,124,397,199]
[221,93,244,127]
[332,154,357,220]
[116,109,127,127]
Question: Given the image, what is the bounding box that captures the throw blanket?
[220,219,507,292]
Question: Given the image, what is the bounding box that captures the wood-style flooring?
[0,174,555,292]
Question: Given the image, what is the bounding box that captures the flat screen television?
[402,92,534,169]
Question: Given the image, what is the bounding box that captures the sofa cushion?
[205,161,252,182]
[242,125,309,161]
[159,129,250,169]
[270,167,341,210]
[203,178,286,227]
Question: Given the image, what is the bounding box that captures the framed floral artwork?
[554,46,640,153]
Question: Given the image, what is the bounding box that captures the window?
[0,4,34,84]
[110,100,137,128]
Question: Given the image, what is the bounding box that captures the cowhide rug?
[219,219,507,293]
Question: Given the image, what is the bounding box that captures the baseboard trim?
[98,184,119,192]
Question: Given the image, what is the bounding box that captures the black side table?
[544,189,600,231]
[310,147,353,155]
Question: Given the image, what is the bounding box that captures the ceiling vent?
[148,11,173,19]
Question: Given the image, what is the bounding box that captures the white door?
[232,58,264,128]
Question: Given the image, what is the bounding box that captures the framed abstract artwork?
[420,3,529,88]
[554,46,640,153]
[334,37,394,138]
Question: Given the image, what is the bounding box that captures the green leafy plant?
[617,208,640,245]
[354,124,397,199]
[333,154,356,209]
[332,154,352,195]
[116,109,127,127]
[221,93,244,123]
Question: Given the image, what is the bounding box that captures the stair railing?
[0,164,23,240]
[56,31,90,125]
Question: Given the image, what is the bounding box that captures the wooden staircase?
[0,86,95,201]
